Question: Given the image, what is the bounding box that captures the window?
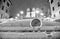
[51,0,53,4]
[2,6,4,10]
[58,2,60,7]
[9,0,12,5]
[7,2,9,7]
[52,7,54,11]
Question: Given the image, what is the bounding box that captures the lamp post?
[19,11,24,19]
[35,10,40,17]
[15,17,18,19]
[17,13,20,17]
[20,11,24,14]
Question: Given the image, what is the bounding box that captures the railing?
[0,26,60,32]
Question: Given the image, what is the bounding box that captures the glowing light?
[15,17,18,19]
[32,8,35,11]
[20,11,24,14]
[40,13,44,16]
[10,18,14,20]
[17,13,20,17]
[36,10,40,14]
[27,8,30,11]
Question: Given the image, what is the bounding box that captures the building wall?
[1,0,12,13]
[49,0,60,19]
[0,0,12,19]
[26,8,44,18]
[0,9,9,19]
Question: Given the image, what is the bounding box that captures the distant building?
[26,8,44,18]
[0,0,12,19]
[26,8,32,17]
[49,0,60,19]
[26,8,36,17]
[26,8,30,17]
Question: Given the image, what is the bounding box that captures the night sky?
[10,0,50,18]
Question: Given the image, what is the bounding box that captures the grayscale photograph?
[0,0,60,39]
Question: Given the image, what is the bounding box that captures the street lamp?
[40,13,44,16]
[35,10,40,14]
[35,8,40,13]
[20,11,24,14]
[17,13,20,17]
[15,17,18,19]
